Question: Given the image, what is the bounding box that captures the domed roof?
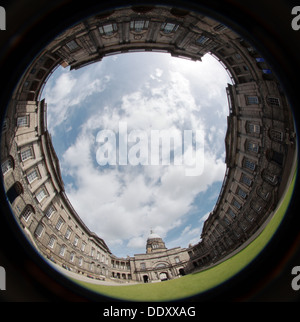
[147,230,161,240]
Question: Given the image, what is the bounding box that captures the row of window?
[246,95,281,106]
[19,205,109,266]
[65,20,224,54]
[222,168,278,228]
[246,122,285,143]
[43,206,107,260]
[36,222,109,266]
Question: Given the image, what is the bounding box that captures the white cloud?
[46,52,230,256]
[43,65,111,134]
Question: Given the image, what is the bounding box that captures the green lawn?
[71,169,297,301]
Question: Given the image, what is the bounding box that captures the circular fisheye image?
[0,4,298,301]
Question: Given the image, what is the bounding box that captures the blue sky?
[41,52,232,257]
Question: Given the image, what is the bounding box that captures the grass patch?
[71,170,297,301]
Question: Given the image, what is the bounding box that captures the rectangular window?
[130,20,149,32]
[27,168,38,184]
[228,209,236,218]
[244,159,256,171]
[70,252,75,262]
[238,188,247,199]
[161,22,179,34]
[99,23,117,36]
[56,218,64,231]
[196,35,210,45]
[267,97,280,106]
[66,40,79,51]
[224,217,230,225]
[81,242,86,252]
[247,123,260,134]
[247,141,259,153]
[263,69,272,74]
[21,147,33,161]
[213,23,227,32]
[246,96,259,105]
[45,205,55,219]
[36,188,46,203]
[48,236,55,248]
[65,228,72,239]
[17,115,29,127]
[241,174,252,187]
[270,129,283,142]
[73,235,79,246]
[35,224,44,237]
[233,199,241,210]
[59,245,66,257]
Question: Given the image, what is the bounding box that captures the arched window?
[156,263,166,268]
[21,204,35,222]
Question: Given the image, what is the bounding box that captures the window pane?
[238,188,247,199]
[247,96,259,105]
[36,189,46,203]
[247,141,259,153]
[56,218,64,230]
[22,207,32,221]
[196,35,209,44]
[248,123,260,134]
[242,174,252,186]
[35,224,44,237]
[161,22,178,34]
[99,23,117,36]
[17,116,28,127]
[66,40,79,51]
[1,158,13,175]
[27,169,38,183]
[45,205,55,218]
[244,159,256,171]
[233,199,241,209]
[267,97,280,106]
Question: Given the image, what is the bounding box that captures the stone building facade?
[110,231,189,283]
[1,5,296,282]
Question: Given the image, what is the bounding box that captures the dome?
[147,230,161,240]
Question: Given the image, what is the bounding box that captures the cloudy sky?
[41,52,232,257]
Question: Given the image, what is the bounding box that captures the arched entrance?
[179,268,185,276]
[159,272,168,281]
